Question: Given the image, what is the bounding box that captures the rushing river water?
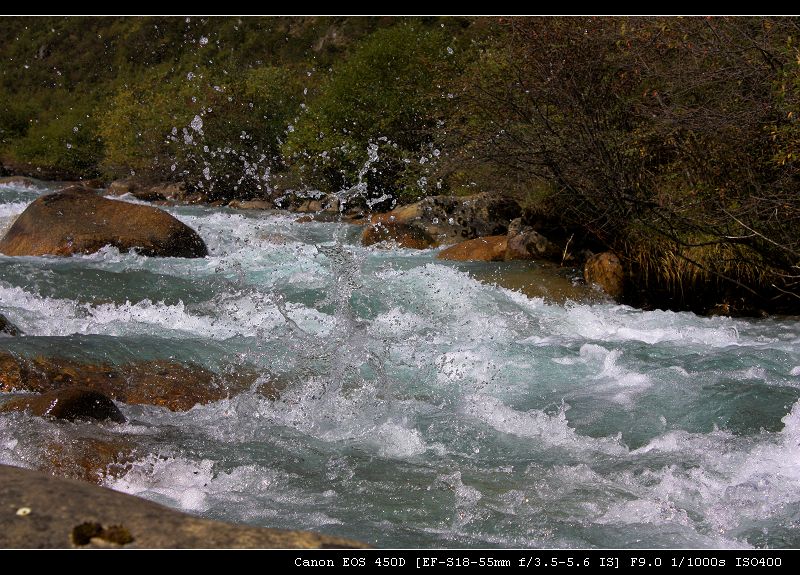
[2,180,800,549]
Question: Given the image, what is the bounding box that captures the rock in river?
[437,235,508,261]
[0,314,21,336]
[584,251,625,300]
[0,186,207,258]
[362,193,521,249]
[0,465,368,548]
[0,387,126,423]
[0,352,265,411]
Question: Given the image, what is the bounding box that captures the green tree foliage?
[99,65,305,199]
[283,22,468,206]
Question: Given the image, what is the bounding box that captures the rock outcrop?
[0,187,207,258]
[362,193,521,249]
[0,465,368,548]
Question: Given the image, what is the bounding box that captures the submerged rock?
[0,387,125,423]
[38,436,137,485]
[0,465,368,548]
[584,251,624,300]
[0,187,207,258]
[362,193,521,249]
[0,314,21,336]
[437,235,508,261]
[0,352,266,411]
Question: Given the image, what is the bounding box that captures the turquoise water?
[2,181,800,548]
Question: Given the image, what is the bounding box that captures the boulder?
[106,179,137,196]
[0,352,267,411]
[0,176,40,188]
[362,193,521,249]
[505,218,562,261]
[0,388,125,423]
[362,219,438,249]
[0,314,21,336]
[437,235,508,261]
[0,465,368,548]
[584,252,624,299]
[0,187,207,258]
[228,199,274,210]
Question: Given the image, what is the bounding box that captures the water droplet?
[190,115,204,133]
[199,36,209,46]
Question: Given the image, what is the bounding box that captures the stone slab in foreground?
[0,464,367,548]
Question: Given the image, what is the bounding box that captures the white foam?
[459,394,626,455]
[373,422,428,458]
[0,282,333,340]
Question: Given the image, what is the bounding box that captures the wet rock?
[107,180,177,202]
[106,179,137,196]
[0,465,368,548]
[0,388,125,423]
[39,436,138,485]
[362,219,438,249]
[362,193,521,249]
[0,314,21,336]
[437,235,508,261]
[0,176,40,188]
[0,187,207,258]
[584,251,624,300]
[296,215,315,223]
[505,218,562,261]
[228,199,274,210]
[0,352,265,411]
[274,191,340,214]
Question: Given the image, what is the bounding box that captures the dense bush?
[461,17,800,311]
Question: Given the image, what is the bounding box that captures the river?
[2,180,800,548]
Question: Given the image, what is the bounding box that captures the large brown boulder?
[362,193,521,249]
[0,187,207,258]
[437,235,508,261]
[0,352,267,411]
[584,252,625,300]
[0,387,125,423]
[0,465,368,548]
